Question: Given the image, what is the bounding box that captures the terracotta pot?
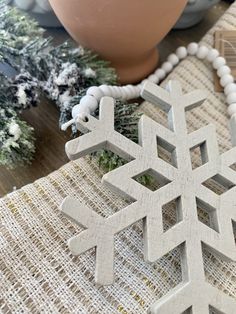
[49,0,187,84]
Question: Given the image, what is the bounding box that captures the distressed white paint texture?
[62,81,236,313]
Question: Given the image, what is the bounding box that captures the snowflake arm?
[65,97,142,161]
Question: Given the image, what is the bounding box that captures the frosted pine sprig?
[0,1,140,169]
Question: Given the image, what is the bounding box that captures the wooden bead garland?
[61,42,236,140]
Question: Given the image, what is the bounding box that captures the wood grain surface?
[0,2,229,196]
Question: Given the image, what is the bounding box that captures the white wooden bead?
[122,86,132,98]
[77,112,90,122]
[127,85,136,98]
[226,92,236,105]
[141,79,149,87]
[80,95,98,111]
[176,47,187,59]
[119,87,127,98]
[111,87,120,98]
[155,69,165,80]
[112,86,121,98]
[207,49,219,62]
[119,87,127,99]
[148,74,158,83]
[220,74,234,87]
[117,87,124,97]
[162,61,173,74]
[72,105,80,118]
[72,104,90,118]
[133,86,141,98]
[125,85,137,98]
[113,86,121,98]
[187,42,199,55]
[136,84,143,93]
[224,83,236,95]
[100,85,113,96]
[212,56,226,70]
[78,103,92,115]
[109,87,118,98]
[110,86,118,98]
[227,103,236,116]
[167,53,179,66]
[217,65,231,78]
[196,46,209,59]
[109,86,118,98]
[87,86,104,100]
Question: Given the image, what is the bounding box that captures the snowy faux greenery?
[0,106,35,168]
[0,1,141,170]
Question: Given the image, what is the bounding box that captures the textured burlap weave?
[1,4,236,314]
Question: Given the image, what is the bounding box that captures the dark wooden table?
[0,1,229,196]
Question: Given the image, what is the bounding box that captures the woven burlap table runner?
[1,4,236,314]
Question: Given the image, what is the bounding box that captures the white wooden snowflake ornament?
[61,81,236,314]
